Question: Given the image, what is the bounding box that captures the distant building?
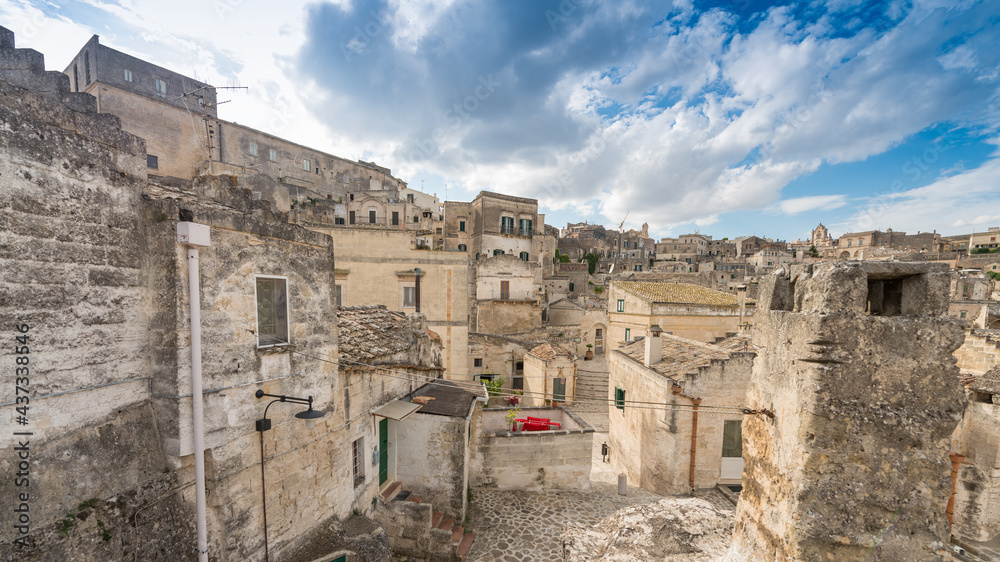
[608,281,753,344]
[970,227,1000,254]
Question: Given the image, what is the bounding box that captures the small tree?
[582,252,599,274]
[808,245,820,258]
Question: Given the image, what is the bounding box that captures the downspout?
[673,384,701,495]
[947,453,966,533]
[178,221,211,562]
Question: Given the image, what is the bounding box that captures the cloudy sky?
[4,0,999,241]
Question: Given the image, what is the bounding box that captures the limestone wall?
[394,411,474,521]
[470,408,594,491]
[952,400,1000,541]
[730,262,965,561]
[955,329,1000,375]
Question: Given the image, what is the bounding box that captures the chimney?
[644,325,663,367]
[736,285,748,329]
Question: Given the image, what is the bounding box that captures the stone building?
[730,261,966,560]
[0,28,441,561]
[970,226,1000,254]
[309,227,470,378]
[473,253,543,335]
[608,281,753,345]
[443,191,541,260]
[607,331,754,495]
[522,343,578,407]
[951,367,1000,544]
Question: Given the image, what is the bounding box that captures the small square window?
[474,358,483,367]
[249,142,258,157]
[402,286,415,308]
[352,437,365,486]
[146,154,158,169]
[123,69,133,82]
[255,277,289,347]
[155,78,167,98]
[616,299,624,312]
[458,244,467,252]
[269,148,277,162]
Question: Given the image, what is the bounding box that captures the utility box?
[177,222,211,247]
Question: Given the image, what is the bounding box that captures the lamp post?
[255,389,326,561]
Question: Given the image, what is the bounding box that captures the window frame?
[254,275,290,348]
[474,358,483,367]
[401,285,416,309]
[154,78,167,98]
[123,69,133,83]
[249,141,258,157]
[625,328,631,341]
[352,436,365,486]
[459,220,466,232]
[302,159,311,172]
[146,154,159,169]
[614,387,625,411]
[722,420,743,458]
[616,299,625,312]
[268,148,277,162]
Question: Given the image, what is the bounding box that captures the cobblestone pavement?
[464,432,735,561]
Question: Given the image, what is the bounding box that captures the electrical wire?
[289,349,750,415]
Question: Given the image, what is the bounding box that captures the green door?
[553,378,566,402]
[378,418,389,485]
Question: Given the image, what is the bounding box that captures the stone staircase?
[374,480,475,561]
[572,354,610,412]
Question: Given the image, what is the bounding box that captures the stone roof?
[409,380,482,417]
[620,334,732,380]
[617,281,755,307]
[560,263,589,272]
[338,305,424,364]
[528,343,574,361]
[969,367,1000,394]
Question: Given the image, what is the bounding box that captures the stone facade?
[951,369,1000,543]
[608,333,753,495]
[955,329,1000,375]
[730,261,965,561]
[470,408,594,491]
[522,344,578,407]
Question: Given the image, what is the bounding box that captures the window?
[147,155,159,169]
[155,78,167,98]
[249,142,258,157]
[625,328,631,341]
[519,218,533,236]
[352,437,365,486]
[960,311,967,319]
[515,361,524,373]
[84,51,91,84]
[349,211,356,225]
[402,286,415,308]
[513,376,524,391]
[458,244,467,252]
[459,220,466,232]
[413,216,419,223]
[334,285,342,307]
[501,216,515,234]
[474,358,483,367]
[722,420,742,458]
[493,249,504,256]
[500,280,510,300]
[616,299,624,312]
[615,387,625,411]
[392,211,399,226]
[369,209,377,224]
[302,159,311,172]
[255,277,289,347]
[123,69,133,82]
[72,64,78,91]
[269,148,277,162]
[569,282,575,292]
[519,252,529,261]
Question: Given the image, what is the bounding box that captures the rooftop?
[968,366,1000,395]
[338,305,425,364]
[620,333,737,380]
[409,380,482,417]
[528,343,574,361]
[617,281,754,307]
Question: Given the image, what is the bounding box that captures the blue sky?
[4,0,999,241]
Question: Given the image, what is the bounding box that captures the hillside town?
[2,23,1000,562]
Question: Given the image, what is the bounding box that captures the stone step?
[407,495,422,503]
[381,480,401,500]
[431,511,443,528]
[437,517,454,532]
[451,525,464,543]
[457,532,476,558]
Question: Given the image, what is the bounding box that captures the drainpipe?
[178,220,211,562]
[414,268,421,313]
[947,453,967,533]
[673,384,701,495]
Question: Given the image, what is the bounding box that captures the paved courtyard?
[464,426,735,561]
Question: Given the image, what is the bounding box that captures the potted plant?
[585,344,594,361]
[505,404,522,431]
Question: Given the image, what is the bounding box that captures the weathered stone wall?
[475,300,542,335]
[314,226,470,377]
[607,345,752,495]
[470,408,593,491]
[952,399,1000,541]
[729,262,966,561]
[394,410,474,521]
[475,254,539,301]
[522,351,576,407]
[955,329,1000,375]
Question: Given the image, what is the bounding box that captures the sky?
[3,0,999,242]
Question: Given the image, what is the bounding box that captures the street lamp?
[255,389,326,561]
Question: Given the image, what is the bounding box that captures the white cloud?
[768,194,848,215]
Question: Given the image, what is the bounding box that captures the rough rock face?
[561,498,733,561]
[728,262,966,561]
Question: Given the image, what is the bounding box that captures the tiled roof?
[617,281,755,307]
[969,367,1000,394]
[338,305,423,364]
[560,263,589,272]
[620,334,733,380]
[528,343,574,361]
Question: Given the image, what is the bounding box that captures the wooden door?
[378,418,389,485]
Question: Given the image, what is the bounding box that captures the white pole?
[187,247,209,562]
